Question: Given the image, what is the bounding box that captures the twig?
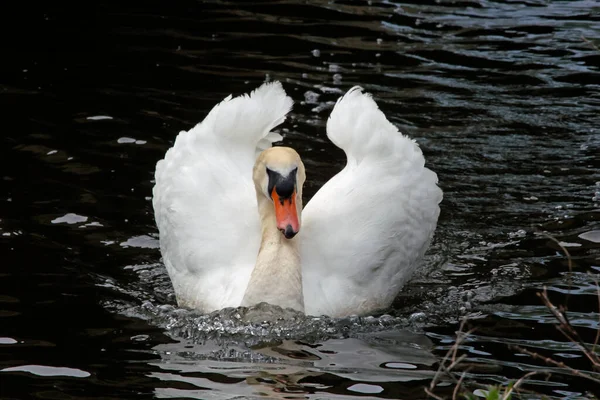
[534,231,600,370]
[538,288,600,368]
[510,344,600,385]
[582,35,600,51]
[593,273,600,354]
[424,388,445,400]
[538,232,573,306]
[502,371,551,399]
[447,353,469,373]
[453,371,468,400]
[428,317,475,396]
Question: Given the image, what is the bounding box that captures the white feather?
[153,82,293,311]
[300,86,442,316]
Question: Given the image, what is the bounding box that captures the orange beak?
[271,187,299,239]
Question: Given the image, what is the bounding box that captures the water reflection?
[149,331,440,399]
[1,365,91,378]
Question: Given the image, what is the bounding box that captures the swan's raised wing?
[153,82,293,312]
[300,87,442,317]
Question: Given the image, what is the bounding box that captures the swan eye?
[266,167,297,200]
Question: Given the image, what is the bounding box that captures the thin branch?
[452,318,470,363]
[447,353,469,373]
[593,273,600,354]
[582,35,600,51]
[510,345,600,385]
[538,232,573,306]
[425,387,445,400]
[453,371,468,400]
[503,371,551,399]
[538,288,600,367]
[432,354,465,389]
[428,317,475,397]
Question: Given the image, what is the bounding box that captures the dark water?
[2,1,600,398]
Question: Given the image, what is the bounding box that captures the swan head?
[253,147,306,239]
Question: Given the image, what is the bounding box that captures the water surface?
[1,0,600,398]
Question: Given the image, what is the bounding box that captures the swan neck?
[241,197,304,313]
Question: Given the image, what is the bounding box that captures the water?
[1,0,599,398]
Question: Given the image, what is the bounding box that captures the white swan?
[152,82,442,317]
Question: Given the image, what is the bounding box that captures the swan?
[152,82,442,317]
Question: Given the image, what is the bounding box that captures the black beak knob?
[282,225,297,239]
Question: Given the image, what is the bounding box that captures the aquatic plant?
[426,235,600,399]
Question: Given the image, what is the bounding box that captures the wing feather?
[153,82,293,312]
[301,87,442,317]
